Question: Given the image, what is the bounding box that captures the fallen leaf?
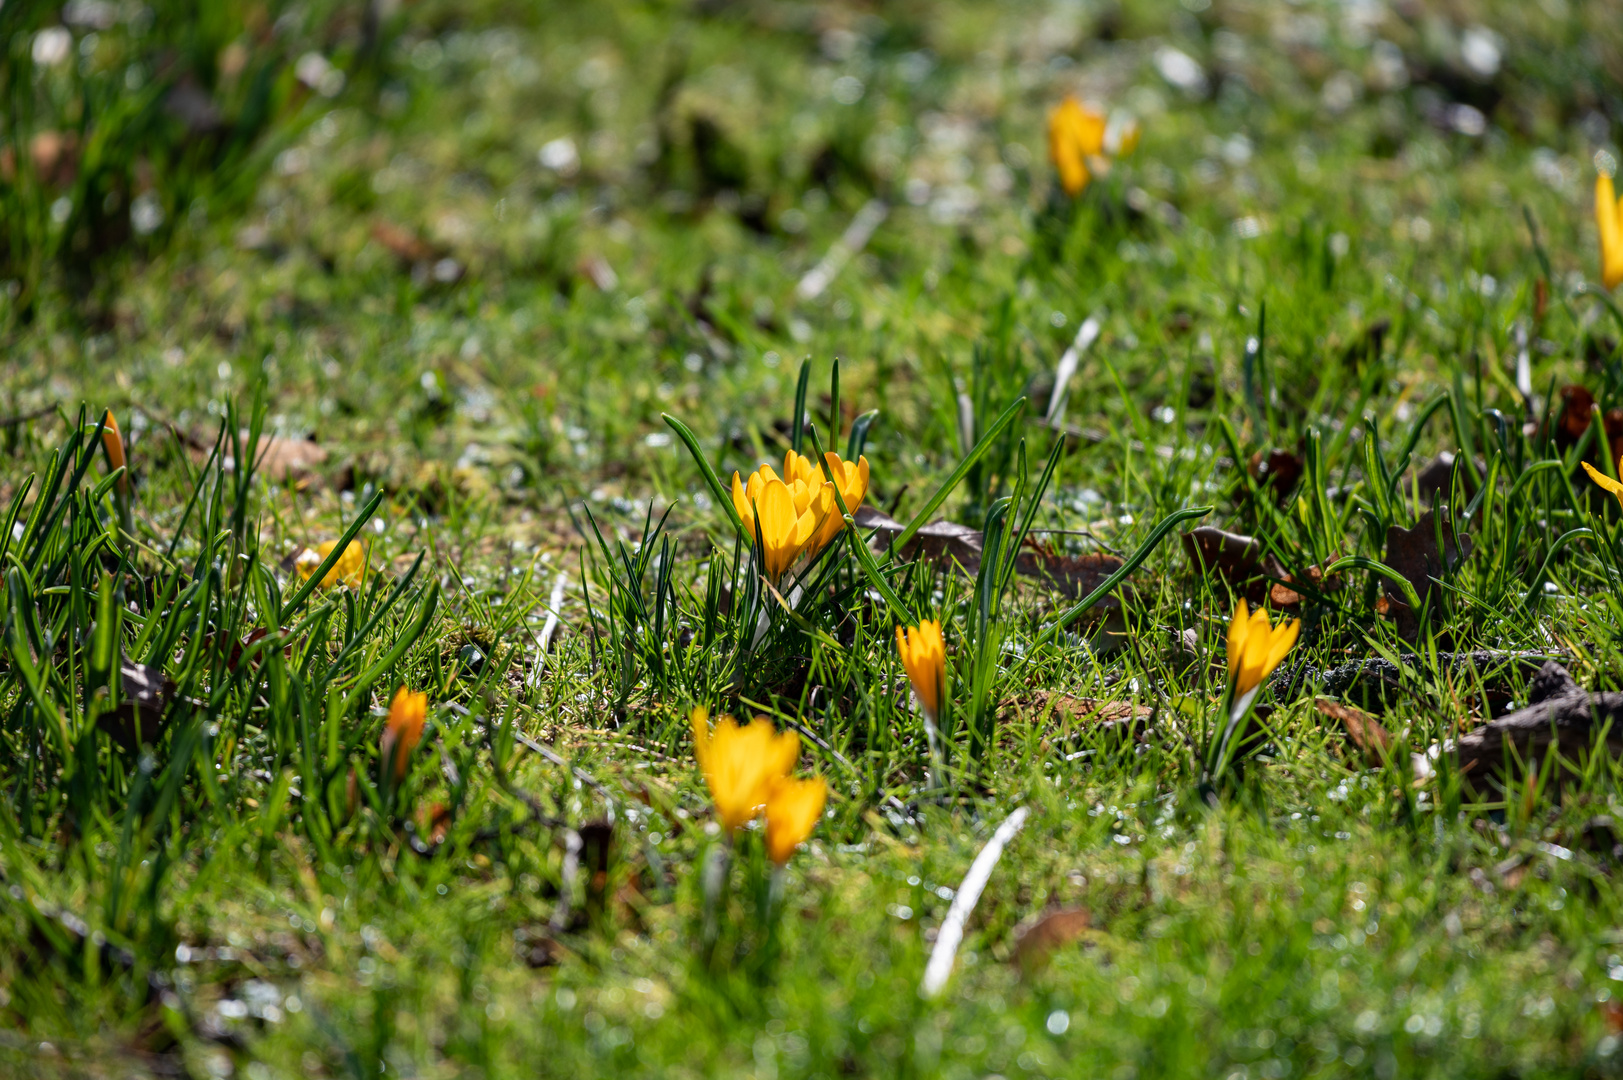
[1410,452,1479,503]
[578,253,618,291]
[254,435,328,488]
[1012,907,1091,973]
[1006,691,1152,729]
[1182,526,1265,580]
[1340,317,1389,369]
[98,659,177,750]
[1013,544,1124,600]
[1315,698,1392,768]
[1248,447,1303,498]
[1381,508,1472,636]
[855,507,985,573]
[371,220,435,263]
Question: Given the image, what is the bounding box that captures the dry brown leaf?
[1011,690,1152,728]
[1248,447,1303,498]
[1014,544,1123,601]
[255,435,328,487]
[1183,526,1265,580]
[1315,698,1392,768]
[371,220,436,263]
[1381,509,1471,638]
[1012,907,1091,973]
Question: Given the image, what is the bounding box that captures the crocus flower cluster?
[731,449,869,585]
[691,707,827,864]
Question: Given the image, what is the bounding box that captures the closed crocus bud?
[765,775,827,865]
[896,620,946,720]
[102,409,127,493]
[380,687,428,782]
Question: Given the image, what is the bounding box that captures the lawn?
[4,0,1623,1077]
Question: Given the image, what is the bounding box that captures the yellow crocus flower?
[691,707,801,833]
[783,448,870,556]
[1582,456,1623,510]
[101,409,127,493]
[896,620,946,720]
[765,775,827,865]
[295,538,367,589]
[1048,97,1107,197]
[380,686,428,782]
[1599,173,1623,291]
[731,463,834,583]
[1225,600,1299,698]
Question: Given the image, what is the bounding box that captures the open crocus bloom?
[1598,173,1623,291]
[783,449,870,556]
[896,620,946,720]
[1048,97,1107,197]
[691,707,802,833]
[1225,600,1300,699]
[765,775,828,865]
[731,461,836,583]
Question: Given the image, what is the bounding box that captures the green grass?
[5,0,1623,1077]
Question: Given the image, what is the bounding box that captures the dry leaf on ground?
[1315,698,1392,767]
[1012,907,1091,973]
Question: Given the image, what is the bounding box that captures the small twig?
[796,199,887,302]
[0,405,56,429]
[920,806,1030,999]
[1045,310,1105,424]
[528,569,569,688]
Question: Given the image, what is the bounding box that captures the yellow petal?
[1263,619,1300,677]
[1226,599,1249,680]
[1601,174,1623,291]
[1581,460,1623,505]
[731,472,755,528]
[765,776,827,865]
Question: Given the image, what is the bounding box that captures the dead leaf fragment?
[1012,907,1091,973]
[98,659,178,750]
[254,436,328,488]
[1315,698,1392,768]
[1381,508,1472,637]
[1013,545,1124,600]
[371,220,435,263]
[1183,526,1265,580]
[1248,447,1303,498]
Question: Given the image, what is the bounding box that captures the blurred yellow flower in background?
[1049,97,1106,196]
[381,687,428,782]
[295,538,366,589]
[765,775,827,865]
[1598,172,1623,291]
[691,707,802,832]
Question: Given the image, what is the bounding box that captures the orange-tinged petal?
[897,620,945,719]
[765,775,827,865]
[1238,608,1275,695]
[732,472,755,529]
[381,686,428,782]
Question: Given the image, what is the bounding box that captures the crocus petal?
[1263,619,1300,677]
[765,775,828,865]
[1600,174,1623,291]
[1581,460,1623,508]
[1238,609,1275,694]
[1226,599,1249,680]
[731,472,754,528]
